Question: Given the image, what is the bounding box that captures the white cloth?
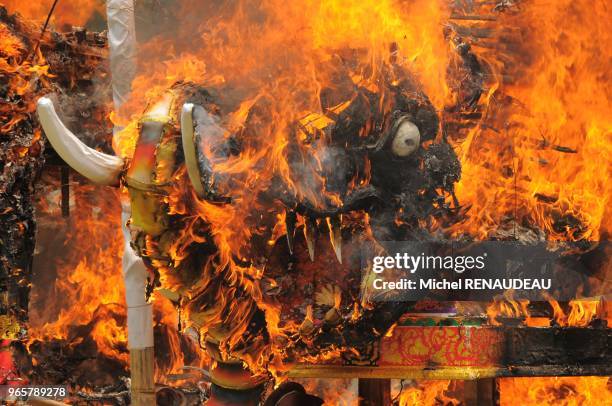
[121,203,154,349]
[107,0,137,107]
[108,0,151,350]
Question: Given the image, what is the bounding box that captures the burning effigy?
[0,0,610,405]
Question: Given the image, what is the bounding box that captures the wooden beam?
[358,379,390,406]
[478,378,500,405]
[464,378,499,406]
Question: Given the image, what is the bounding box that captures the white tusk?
[37,97,124,185]
[181,103,206,197]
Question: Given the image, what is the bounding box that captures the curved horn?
[37,97,124,185]
[181,103,232,202]
[181,103,206,197]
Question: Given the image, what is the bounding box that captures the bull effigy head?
[37,59,461,400]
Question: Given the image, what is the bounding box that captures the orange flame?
[109,0,456,375]
[500,377,611,406]
[1,0,104,28]
[450,0,611,241]
[486,293,530,325]
[4,0,608,391]
[394,379,458,406]
[548,298,602,327]
[29,185,128,364]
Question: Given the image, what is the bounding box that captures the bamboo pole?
[130,346,157,405]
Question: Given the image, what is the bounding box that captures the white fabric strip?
[122,203,154,349]
[107,0,137,107]
[107,0,152,350]
[127,303,154,349]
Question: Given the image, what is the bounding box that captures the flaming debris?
[448,0,611,241]
[0,3,110,375]
[499,376,612,406]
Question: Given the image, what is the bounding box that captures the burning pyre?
[0,0,610,404]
